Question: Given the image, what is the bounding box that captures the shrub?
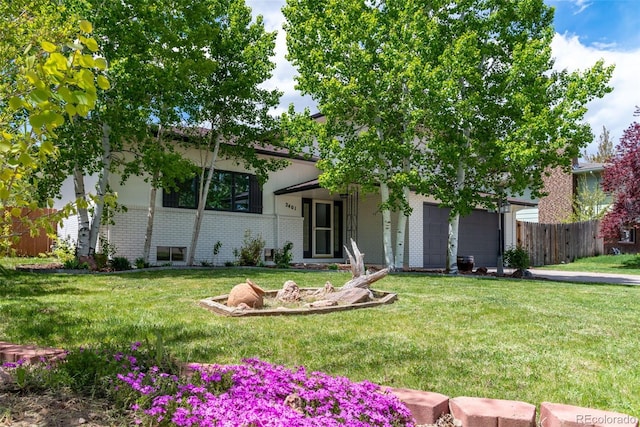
[274,241,293,268]
[234,230,265,266]
[52,237,76,263]
[110,257,131,271]
[134,257,149,269]
[63,258,89,270]
[504,246,530,271]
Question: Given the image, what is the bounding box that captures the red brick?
[450,396,536,427]
[388,387,450,425]
[0,341,65,364]
[540,402,638,427]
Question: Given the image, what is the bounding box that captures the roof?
[274,179,321,195]
[573,162,606,174]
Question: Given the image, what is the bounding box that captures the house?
[55,136,538,270]
[536,161,640,254]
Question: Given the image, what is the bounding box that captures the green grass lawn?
[538,254,640,275]
[1,263,639,418]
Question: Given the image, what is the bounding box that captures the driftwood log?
[342,239,389,289]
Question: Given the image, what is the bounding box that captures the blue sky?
[546,0,640,50]
[250,0,640,154]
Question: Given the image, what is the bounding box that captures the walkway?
[528,268,640,286]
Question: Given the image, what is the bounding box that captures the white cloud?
[552,33,640,151]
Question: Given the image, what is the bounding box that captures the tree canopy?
[600,113,640,242]
[0,1,107,253]
[284,0,613,270]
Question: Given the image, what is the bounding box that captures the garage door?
[422,204,499,269]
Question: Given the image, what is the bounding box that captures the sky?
[248,0,640,155]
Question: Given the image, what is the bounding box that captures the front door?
[303,199,343,259]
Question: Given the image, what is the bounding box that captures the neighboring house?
[537,161,639,254]
[538,160,609,223]
[56,137,538,269]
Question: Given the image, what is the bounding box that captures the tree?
[284,0,613,272]
[566,175,609,222]
[0,1,107,254]
[179,0,285,266]
[600,113,640,242]
[583,126,615,163]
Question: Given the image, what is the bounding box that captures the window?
[157,246,186,261]
[163,170,262,213]
[619,227,636,244]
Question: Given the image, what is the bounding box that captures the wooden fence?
[516,220,604,266]
[4,208,57,257]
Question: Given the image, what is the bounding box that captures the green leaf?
[65,103,77,117]
[40,40,57,53]
[83,37,99,52]
[97,75,110,90]
[79,54,95,68]
[0,140,11,153]
[94,57,108,70]
[58,86,74,103]
[79,20,93,33]
[9,96,24,110]
[29,88,51,104]
[40,140,56,156]
[18,152,34,167]
[29,114,47,130]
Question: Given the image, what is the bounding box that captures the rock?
[284,393,304,413]
[304,300,338,308]
[475,266,488,275]
[227,279,265,308]
[511,269,533,279]
[310,281,335,298]
[276,280,301,302]
[325,287,371,305]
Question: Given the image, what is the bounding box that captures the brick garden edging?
[1,342,637,427]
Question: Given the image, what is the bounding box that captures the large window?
[163,170,262,214]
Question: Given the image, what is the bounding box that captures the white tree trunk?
[447,128,469,273]
[74,166,91,257]
[187,137,220,266]
[87,122,111,256]
[143,173,159,264]
[379,181,395,270]
[447,211,460,274]
[394,186,409,270]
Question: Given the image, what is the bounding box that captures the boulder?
[276,280,301,303]
[227,279,265,308]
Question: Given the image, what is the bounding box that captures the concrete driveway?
[527,268,640,285]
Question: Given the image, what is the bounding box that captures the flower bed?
[2,342,415,427]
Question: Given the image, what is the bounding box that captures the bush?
[109,257,131,271]
[504,246,530,271]
[274,241,293,268]
[234,230,265,266]
[134,257,149,269]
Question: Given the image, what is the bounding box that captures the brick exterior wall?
[538,166,573,224]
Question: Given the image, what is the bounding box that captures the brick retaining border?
[1,342,638,427]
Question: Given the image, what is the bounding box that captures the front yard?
[0,265,638,418]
